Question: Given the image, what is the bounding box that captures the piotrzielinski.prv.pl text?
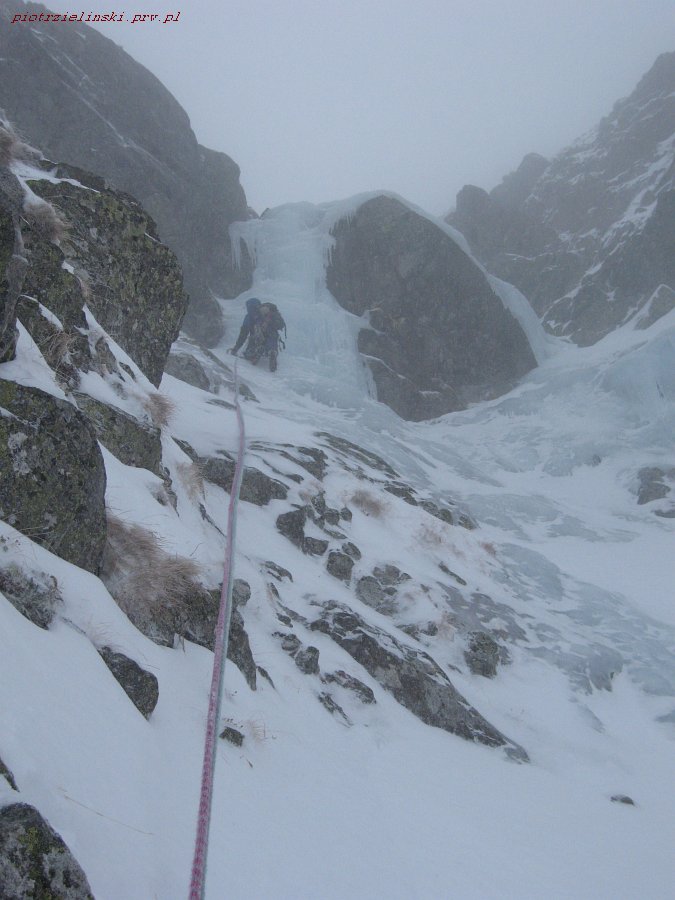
[11,10,182,24]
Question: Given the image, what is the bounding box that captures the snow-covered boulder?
[0,803,94,899]
[326,195,537,419]
[0,381,107,573]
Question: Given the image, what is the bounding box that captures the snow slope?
[1,199,674,899]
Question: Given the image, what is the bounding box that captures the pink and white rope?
[189,361,246,900]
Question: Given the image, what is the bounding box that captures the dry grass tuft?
[22,200,69,244]
[436,611,457,641]
[349,488,387,518]
[101,514,203,636]
[143,392,176,428]
[38,328,77,368]
[177,460,206,501]
[416,520,448,549]
[480,541,497,558]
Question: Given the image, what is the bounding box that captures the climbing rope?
[189,361,246,900]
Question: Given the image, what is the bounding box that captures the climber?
[229,298,286,371]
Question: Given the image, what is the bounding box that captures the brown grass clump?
[39,328,77,367]
[349,488,387,518]
[101,514,204,641]
[177,460,206,501]
[22,200,69,244]
[143,392,176,428]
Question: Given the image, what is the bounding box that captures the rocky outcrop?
[0,381,107,573]
[326,195,536,419]
[448,52,675,345]
[21,164,187,386]
[74,394,162,475]
[199,454,288,506]
[98,647,159,718]
[0,564,63,629]
[310,600,528,760]
[464,631,510,679]
[0,0,253,344]
[0,756,18,791]
[0,802,94,899]
[0,165,26,364]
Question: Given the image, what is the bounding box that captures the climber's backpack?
[263,303,287,347]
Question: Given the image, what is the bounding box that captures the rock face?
[0,565,63,629]
[0,381,107,573]
[0,166,25,364]
[21,165,187,387]
[73,394,162,475]
[0,803,94,899]
[0,0,253,345]
[310,600,528,760]
[98,647,159,718]
[448,52,675,345]
[326,195,536,419]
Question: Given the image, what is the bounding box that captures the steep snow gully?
[1,193,674,899]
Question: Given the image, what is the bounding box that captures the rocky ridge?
[0,0,253,345]
[448,52,675,345]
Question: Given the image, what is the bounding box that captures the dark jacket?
[232,298,262,353]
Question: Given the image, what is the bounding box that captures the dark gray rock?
[264,561,293,582]
[276,507,307,548]
[0,169,26,365]
[339,507,353,522]
[341,542,362,561]
[310,601,528,760]
[324,508,341,526]
[355,576,386,609]
[326,195,536,419]
[232,578,251,607]
[317,692,351,724]
[200,455,288,506]
[317,432,399,479]
[227,607,258,690]
[372,565,411,587]
[611,794,636,806]
[0,755,18,791]
[278,633,302,655]
[0,802,94,899]
[20,173,187,386]
[384,481,418,505]
[220,726,244,747]
[0,565,62,629]
[464,631,509,678]
[164,352,211,391]
[637,466,674,505]
[326,551,354,583]
[0,8,252,345]
[294,646,320,675]
[303,537,329,557]
[323,670,376,704]
[98,647,159,718]
[0,382,107,573]
[250,442,328,480]
[74,393,162,475]
[439,563,467,586]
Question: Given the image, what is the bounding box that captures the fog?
[43,0,675,215]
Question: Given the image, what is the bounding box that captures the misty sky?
[42,0,675,216]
